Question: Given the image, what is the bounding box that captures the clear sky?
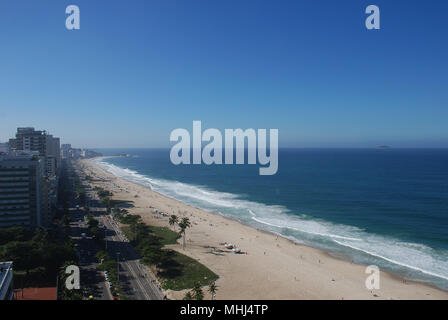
[0,0,447,148]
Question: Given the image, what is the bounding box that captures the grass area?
[122,224,179,246]
[151,226,181,245]
[119,215,218,291]
[159,251,218,291]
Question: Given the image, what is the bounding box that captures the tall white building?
[9,128,60,178]
[7,128,61,226]
[0,152,48,228]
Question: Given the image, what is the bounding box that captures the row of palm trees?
[169,215,219,299]
[169,215,191,250]
[184,281,218,300]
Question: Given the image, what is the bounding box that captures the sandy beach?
[78,158,448,300]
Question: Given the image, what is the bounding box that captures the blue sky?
[0,0,447,148]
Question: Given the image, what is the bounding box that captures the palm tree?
[178,217,191,249]
[192,282,204,300]
[208,281,218,300]
[62,215,70,228]
[169,215,179,231]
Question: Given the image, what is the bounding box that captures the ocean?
[93,148,448,291]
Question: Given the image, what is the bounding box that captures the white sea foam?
[333,239,448,281]
[250,215,363,241]
[93,159,448,288]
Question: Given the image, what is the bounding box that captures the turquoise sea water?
[94,148,448,291]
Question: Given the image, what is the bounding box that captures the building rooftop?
[16,127,45,134]
[14,287,57,300]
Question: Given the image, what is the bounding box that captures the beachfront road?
[66,161,111,300]
[102,215,165,300]
[70,210,112,300]
[74,161,164,300]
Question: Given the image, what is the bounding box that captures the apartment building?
[61,144,71,159]
[9,128,61,178]
[0,152,48,228]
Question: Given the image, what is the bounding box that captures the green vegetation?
[0,226,33,244]
[59,261,83,300]
[120,214,141,225]
[72,174,86,206]
[85,214,103,242]
[93,186,113,212]
[85,214,97,228]
[160,252,218,291]
[112,207,129,220]
[169,214,179,231]
[183,291,193,300]
[0,226,78,290]
[192,282,204,300]
[150,225,181,246]
[93,186,133,215]
[208,281,218,300]
[94,186,113,199]
[178,217,191,250]
[118,214,218,291]
[96,250,117,283]
[75,186,85,205]
[183,281,218,300]
[62,215,71,229]
[95,250,126,299]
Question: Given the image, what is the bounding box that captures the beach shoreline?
[78,157,448,300]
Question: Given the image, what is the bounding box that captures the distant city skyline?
[1,0,447,148]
